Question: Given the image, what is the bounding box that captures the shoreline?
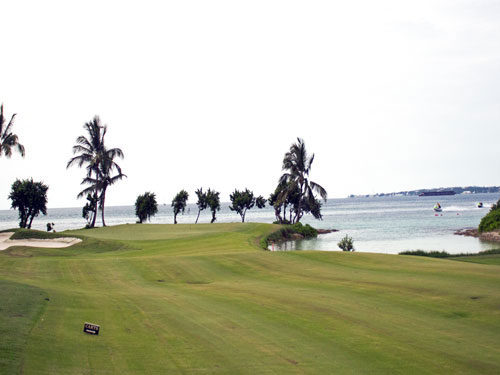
[454,228,500,243]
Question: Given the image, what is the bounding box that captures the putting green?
[1,223,499,374]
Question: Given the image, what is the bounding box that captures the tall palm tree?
[67,116,125,227]
[96,148,126,226]
[279,138,327,223]
[67,116,105,228]
[0,104,25,158]
[77,149,125,226]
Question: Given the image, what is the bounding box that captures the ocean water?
[1,193,499,254]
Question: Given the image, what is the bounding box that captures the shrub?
[478,205,500,233]
[399,249,500,258]
[399,250,450,258]
[261,223,318,250]
[338,235,354,252]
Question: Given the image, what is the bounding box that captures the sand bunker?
[0,232,82,251]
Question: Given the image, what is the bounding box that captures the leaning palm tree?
[0,104,25,158]
[279,138,327,223]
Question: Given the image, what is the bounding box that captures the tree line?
[1,104,327,229]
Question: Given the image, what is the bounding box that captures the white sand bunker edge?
[0,232,82,251]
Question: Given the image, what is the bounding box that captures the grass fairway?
[450,253,500,265]
[1,223,500,374]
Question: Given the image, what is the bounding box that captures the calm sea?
[1,193,499,254]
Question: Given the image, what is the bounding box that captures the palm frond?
[0,104,24,158]
[2,113,16,139]
[310,180,328,201]
[16,142,25,157]
[77,185,97,199]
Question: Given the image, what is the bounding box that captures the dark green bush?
[478,206,500,233]
[337,234,354,251]
[399,249,500,258]
[290,222,318,238]
[399,250,450,258]
[261,222,318,250]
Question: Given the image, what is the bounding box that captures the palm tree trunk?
[211,210,216,223]
[101,189,106,227]
[195,209,201,224]
[91,201,98,227]
[20,210,27,228]
[28,213,34,229]
[297,180,304,223]
[91,176,99,228]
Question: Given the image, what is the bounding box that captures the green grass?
[0,280,48,374]
[1,223,500,374]
[450,253,500,265]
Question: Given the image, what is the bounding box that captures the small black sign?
[83,322,100,335]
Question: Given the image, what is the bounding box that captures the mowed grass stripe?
[0,280,48,374]
[0,223,499,374]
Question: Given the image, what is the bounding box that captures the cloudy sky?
[1,0,499,209]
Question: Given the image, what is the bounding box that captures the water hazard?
[1,193,499,254]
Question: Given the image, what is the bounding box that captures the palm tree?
[0,104,25,158]
[67,117,105,227]
[67,116,125,227]
[279,138,327,223]
[270,180,300,224]
[78,147,125,226]
[97,149,126,226]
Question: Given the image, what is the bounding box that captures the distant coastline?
[349,186,500,198]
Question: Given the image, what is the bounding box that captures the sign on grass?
[83,322,100,335]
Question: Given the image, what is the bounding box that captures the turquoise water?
[1,193,498,254]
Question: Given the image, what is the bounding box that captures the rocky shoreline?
[286,229,338,241]
[454,228,500,243]
[317,229,339,235]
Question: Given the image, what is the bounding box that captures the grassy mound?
[1,223,500,374]
[8,228,77,240]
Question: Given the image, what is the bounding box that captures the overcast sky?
[1,0,499,209]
